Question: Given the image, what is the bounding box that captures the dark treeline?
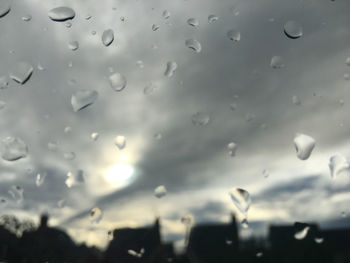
[0,214,349,263]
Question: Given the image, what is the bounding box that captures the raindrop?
[128,249,143,258]
[245,113,255,122]
[109,73,127,92]
[0,197,7,205]
[1,137,28,161]
[65,170,84,188]
[256,252,263,258]
[191,112,210,126]
[136,60,144,69]
[346,57,350,66]
[164,61,178,77]
[154,133,162,140]
[65,21,72,28]
[91,132,99,141]
[294,225,310,240]
[22,14,32,21]
[262,169,269,178]
[91,30,96,35]
[329,154,349,178]
[120,16,125,22]
[108,230,114,240]
[292,95,301,105]
[37,63,45,71]
[71,89,98,112]
[181,214,194,226]
[68,41,79,51]
[114,136,126,150]
[10,61,33,84]
[314,237,324,244]
[63,152,76,160]
[48,141,58,151]
[0,76,8,89]
[341,211,347,218]
[162,10,170,19]
[293,133,316,160]
[36,172,47,187]
[284,21,303,39]
[0,1,10,18]
[208,15,218,23]
[0,100,6,110]
[241,218,249,228]
[154,185,167,198]
[144,83,156,95]
[343,73,349,80]
[187,18,199,27]
[225,239,232,245]
[185,39,202,53]
[229,188,251,217]
[8,185,23,203]
[152,24,160,31]
[227,142,237,157]
[57,199,66,208]
[48,7,75,22]
[229,103,237,111]
[102,29,114,46]
[85,14,92,20]
[270,56,285,69]
[227,29,241,42]
[90,207,103,224]
[64,126,72,134]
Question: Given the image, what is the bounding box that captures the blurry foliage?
[0,215,36,237]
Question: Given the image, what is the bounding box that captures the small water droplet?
[64,126,72,134]
[0,76,9,89]
[227,29,241,42]
[152,24,160,31]
[241,218,249,228]
[1,137,28,161]
[227,142,237,157]
[71,89,98,112]
[10,61,33,84]
[22,14,32,21]
[192,112,210,126]
[63,151,76,160]
[292,95,301,105]
[262,169,269,178]
[245,113,255,122]
[68,41,79,51]
[91,30,96,35]
[225,239,232,245]
[144,83,156,95]
[293,133,316,160]
[185,39,202,53]
[341,211,347,218]
[284,21,303,39]
[294,225,310,240]
[136,60,144,69]
[114,135,126,150]
[120,16,125,22]
[343,73,350,80]
[346,57,350,66]
[314,237,324,244]
[229,188,251,217]
[48,141,58,151]
[65,170,84,188]
[162,10,170,19]
[91,132,99,141]
[57,199,66,208]
[48,7,75,22]
[164,61,178,77]
[0,100,6,110]
[187,18,199,27]
[108,230,114,240]
[329,154,349,178]
[36,172,47,187]
[90,207,103,224]
[230,103,237,111]
[85,14,92,20]
[181,214,194,226]
[8,185,23,203]
[65,21,72,28]
[154,185,167,198]
[208,15,218,23]
[109,73,127,91]
[102,29,114,46]
[270,56,285,69]
[154,133,162,140]
[256,252,263,258]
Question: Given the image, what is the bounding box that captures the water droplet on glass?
[181,214,194,226]
[262,169,269,178]
[162,10,170,19]
[270,56,285,69]
[144,83,156,95]
[57,199,66,208]
[164,61,178,77]
[65,21,72,28]
[136,60,144,69]
[208,15,218,23]
[0,100,6,110]
[102,29,114,46]
[329,154,349,178]
[225,239,232,245]
[71,89,98,112]
[294,225,310,240]
[154,133,162,140]
[120,16,125,22]
[0,1,10,18]
[91,30,96,35]
[227,142,237,157]
[128,249,143,258]
[10,61,33,84]
[229,103,237,111]
[256,252,263,258]
[241,218,249,228]
[114,136,126,150]
[48,141,58,151]
[91,132,99,141]
[192,112,210,126]
[187,18,199,27]
[343,73,350,80]
[68,41,79,51]
[346,57,350,66]
[22,14,32,21]
[36,172,47,187]
[85,14,92,20]
[109,72,127,92]
[227,29,241,42]
[154,185,167,198]
[0,76,9,89]
[152,24,159,31]
[63,151,76,160]
[0,197,7,205]
[314,237,324,244]
[185,39,202,53]
[90,207,103,224]
[229,188,251,217]
[245,113,255,122]
[284,21,303,39]
[292,95,301,105]
[65,170,84,188]
[1,137,28,161]
[48,7,75,22]
[64,126,72,134]
[108,230,114,240]
[293,133,316,160]
[8,185,23,203]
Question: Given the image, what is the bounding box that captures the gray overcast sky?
[0,0,350,249]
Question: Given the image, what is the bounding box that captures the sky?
[0,0,350,250]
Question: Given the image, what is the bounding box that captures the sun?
[104,163,135,189]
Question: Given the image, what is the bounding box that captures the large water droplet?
[154,185,167,198]
[208,15,218,23]
[90,207,103,224]
[187,18,199,27]
[294,225,310,240]
[1,137,28,161]
[71,89,98,112]
[8,185,23,203]
[0,1,10,18]
[229,188,251,217]
[284,21,303,39]
[227,142,237,157]
[48,7,75,22]
[185,39,202,53]
[270,56,285,69]
[192,112,210,126]
[10,61,33,84]
[109,73,127,91]
[162,10,170,19]
[114,135,126,150]
[329,154,349,178]
[227,29,241,42]
[36,172,47,187]
[68,41,79,51]
[102,29,114,46]
[164,62,178,77]
[293,133,316,160]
